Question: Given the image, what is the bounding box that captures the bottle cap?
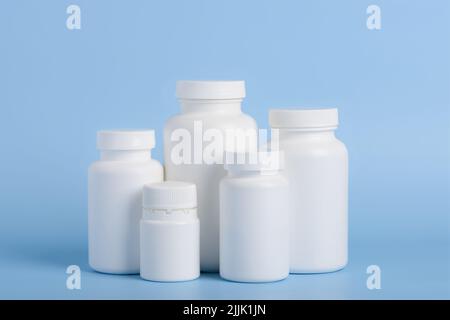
[176,80,246,100]
[97,130,155,150]
[269,108,338,129]
[143,181,197,210]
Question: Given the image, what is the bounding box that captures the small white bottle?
[88,130,163,274]
[140,181,200,282]
[269,108,348,273]
[219,152,290,282]
[164,80,257,272]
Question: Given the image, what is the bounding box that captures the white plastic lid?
[176,80,246,100]
[143,181,197,209]
[97,130,155,150]
[224,151,284,173]
[269,108,339,129]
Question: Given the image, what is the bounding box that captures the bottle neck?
[277,127,337,141]
[100,150,152,161]
[179,99,243,114]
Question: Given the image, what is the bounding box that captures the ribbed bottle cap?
[269,108,338,129]
[97,130,155,150]
[176,80,246,100]
[143,181,197,209]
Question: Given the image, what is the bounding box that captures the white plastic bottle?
[140,181,199,282]
[269,108,348,273]
[164,80,257,272]
[88,130,163,274]
[219,152,290,282]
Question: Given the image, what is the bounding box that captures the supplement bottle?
[88,130,163,274]
[140,181,199,282]
[269,108,348,273]
[164,80,257,272]
[219,152,290,282]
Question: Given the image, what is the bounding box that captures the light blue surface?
[0,0,449,299]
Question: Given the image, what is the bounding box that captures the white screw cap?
[269,108,339,129]
[96,130,155,150]
[143,181,197,210]
[176,80,246,100]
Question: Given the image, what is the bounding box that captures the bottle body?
[140,208,199,282]
[88,141,163,274]
[164,82,257,272]
[278,130,348,273]
[88,159,163,274]
[219,172,290,282]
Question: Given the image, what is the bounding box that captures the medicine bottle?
[88,130,163,274]
[140,181,199,282]
[164,80,257,272]
[219,152,290,282]
[269,108,348,273]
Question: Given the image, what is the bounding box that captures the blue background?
[0,0,449,299]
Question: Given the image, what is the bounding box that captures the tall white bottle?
[269,108,348,273]
[88,130,163,274]
[164,81,257,272]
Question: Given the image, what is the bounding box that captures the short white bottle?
[269,108,348,273]
[140,181,199,282]
[219,152,290,282]
[88,130,163,274]
[164,80,257,272]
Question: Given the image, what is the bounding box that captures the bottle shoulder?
[278,135,346,149]
[164,111,256,130]
[276,136,348,160]
[221,173,289,189]
[89,159,163,175]
[335,138,348,154]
